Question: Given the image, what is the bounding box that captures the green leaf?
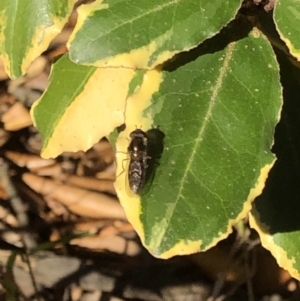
[68,0,241,68]
[250,52,300,280]
[274,0,300,60]
[128,69,147,96]
[0,0,75,78]
[115,29,282,258]
[31,54,135,158]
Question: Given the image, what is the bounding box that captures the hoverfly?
[127,129,149,193]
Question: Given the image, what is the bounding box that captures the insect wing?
[128,159,146,193]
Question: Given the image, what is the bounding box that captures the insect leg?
[116,156,129,178]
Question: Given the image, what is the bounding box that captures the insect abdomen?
[128,160,145,193]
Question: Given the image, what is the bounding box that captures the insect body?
[127,129,148,193]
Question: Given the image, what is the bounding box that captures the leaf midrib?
[157,43,236,247]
